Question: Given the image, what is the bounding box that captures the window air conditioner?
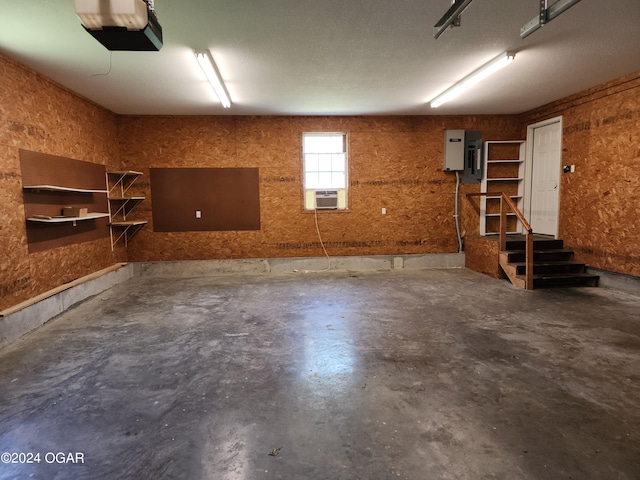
[315,190,339,209]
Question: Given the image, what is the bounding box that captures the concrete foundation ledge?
[137,258,272,277]
[137,253,465,277]
[0,263,135,350]
[587,267,640,298]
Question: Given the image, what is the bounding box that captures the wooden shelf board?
[107,171,143,176]
[27,213,110,223]
[23,185,107,194]
[110,220,148,227]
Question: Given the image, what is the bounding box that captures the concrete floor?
[0,268,638,480]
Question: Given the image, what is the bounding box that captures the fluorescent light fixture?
[75,0,149,30]
[195,49,231,108]
[429,51,515,108]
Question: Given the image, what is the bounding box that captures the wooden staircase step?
[516,272,600,288]
[505,249,575,263]
[497,234,598,290]
[506,238,564,251]
[511,261,587,275]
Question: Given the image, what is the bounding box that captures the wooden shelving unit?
[480,141,526,236]
[23,184,109,225]
[107,197,145,218]
[106,171,147,249]
[20,150,112,253]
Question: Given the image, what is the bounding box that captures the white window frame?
[302,132,348,211]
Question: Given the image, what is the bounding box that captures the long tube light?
[429,51,515,108]
[194,49,231,108]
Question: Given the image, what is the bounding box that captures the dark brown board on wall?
[20,150,109,253]
[150,168,260,232]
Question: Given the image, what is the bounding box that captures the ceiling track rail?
[521,0,583,38]
[433,0,475,39]
[434,0,583,40]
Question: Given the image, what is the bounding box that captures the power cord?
[454,171,463,253]
[91,51,113,77]
[314,207,331,271]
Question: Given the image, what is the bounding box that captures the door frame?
[524,116,563,238]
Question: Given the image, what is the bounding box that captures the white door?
[529,120,561,236]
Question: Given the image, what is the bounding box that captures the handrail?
[500,195,532,233]
[466,192,534,290]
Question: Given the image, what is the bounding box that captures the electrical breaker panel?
[462,131,483,184]
[443,130,483,183]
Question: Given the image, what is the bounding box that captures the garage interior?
[1,1,639,479]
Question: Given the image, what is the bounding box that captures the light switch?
[382,208,387,215]
[195,210,201,218]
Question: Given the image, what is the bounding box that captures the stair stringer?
[499,252,526,289]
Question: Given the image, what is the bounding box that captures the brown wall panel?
[0,53,124,311]
[20,150,109,252]
[519,72,640,277]
[20,150,108,190]
[150,167,260,232]
[25,218,110,254]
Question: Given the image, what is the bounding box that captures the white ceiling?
[1,0,639,116]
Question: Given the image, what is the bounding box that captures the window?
[302,133,348,210]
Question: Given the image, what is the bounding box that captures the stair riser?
[515,264,586,275]
[506,240,564,251]
[507,252,574,263]
[533,277,599,288]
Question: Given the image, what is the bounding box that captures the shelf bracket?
[110,223,145,249]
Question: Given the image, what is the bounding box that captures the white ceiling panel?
[0,0,638,115]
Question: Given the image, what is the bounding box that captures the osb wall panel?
[0,54,124,311]
[464,236,502,279]
[0,145,30,307]
[520,72,640,277]
[119,115,521,262]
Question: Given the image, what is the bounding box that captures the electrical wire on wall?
[314,207,332,271]
[454,171,463,253]
[91,51,113,77]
